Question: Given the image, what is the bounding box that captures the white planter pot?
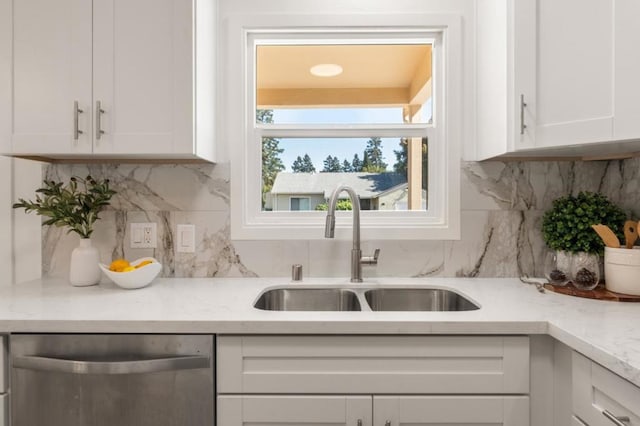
[604,247,640,296]
[69,238,101,287]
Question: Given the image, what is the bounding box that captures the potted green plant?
[13,175,116,286]
[542,191,625,288]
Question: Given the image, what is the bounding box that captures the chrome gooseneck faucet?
[324,185,380,282]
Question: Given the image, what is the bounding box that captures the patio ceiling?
[256,44,432,108]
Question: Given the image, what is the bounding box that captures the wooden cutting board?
[543,283,640,302]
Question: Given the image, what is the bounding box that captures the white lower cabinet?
[217,335,531,426]
[217,395,530,426]
[573,351,640,426]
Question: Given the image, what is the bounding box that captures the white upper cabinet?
[1,0,216,162]
[476,0,640,160]
[533,0,613,148]
[8,0,93,155]
[613,0,640,141]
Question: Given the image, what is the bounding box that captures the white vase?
[69,238,101,287]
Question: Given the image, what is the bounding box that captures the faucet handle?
[361,248,380,265]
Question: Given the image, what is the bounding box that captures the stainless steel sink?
[364,288,479,311]
[254,288,361,311]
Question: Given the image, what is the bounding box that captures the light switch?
[177,224,196,253]
[130,223,157,248]
[133,228,143,244]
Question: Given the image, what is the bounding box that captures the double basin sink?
[254,287,480,312]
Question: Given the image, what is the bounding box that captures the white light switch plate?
[130,223,157,248]
[177,224,196,253]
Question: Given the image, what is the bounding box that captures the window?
[289,197,311,211]
[227,11,461,240]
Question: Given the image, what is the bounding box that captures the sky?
[269,104,431,172]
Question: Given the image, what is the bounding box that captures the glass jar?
[544,251,570,286]
[570,252,600,290]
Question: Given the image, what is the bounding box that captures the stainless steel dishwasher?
[10,334,214,426]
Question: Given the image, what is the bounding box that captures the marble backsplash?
[40,159,638,279]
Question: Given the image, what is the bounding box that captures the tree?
[322,155,342,172]
[351,154,363,172]
[393,138,409,174]
[342,159,353,173]
[258,109,284,205]
[292,153,316,173]
[362,137,387,172]
[393,137,428,189]
[302,154,316,172]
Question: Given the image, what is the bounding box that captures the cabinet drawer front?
[218,395,371,426]
[573,352,640,426]
[218,335,529,394]
[374,395,529,426]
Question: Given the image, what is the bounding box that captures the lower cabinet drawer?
[217,335,530,394]
[217,395,530,426]
[573,351,640,426]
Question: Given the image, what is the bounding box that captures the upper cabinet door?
[92,0,194,155]
[533,0,614,148]
[8,0,93,154]
[614,0,640,141]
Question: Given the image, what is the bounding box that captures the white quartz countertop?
[0,277,638,388]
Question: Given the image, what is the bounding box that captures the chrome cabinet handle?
[520,94,527,135]
[602,410,630,426]
[357,420,362,426]
[96,100,105,140]
[13,354,210,375]
[73,101,83,140]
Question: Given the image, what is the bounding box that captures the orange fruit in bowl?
[109,258,130,272]
[135,260,153,269]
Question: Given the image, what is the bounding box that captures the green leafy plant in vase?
[542,191,625,289]
[13,176,116,286]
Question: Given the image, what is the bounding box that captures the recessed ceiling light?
[310,63,343,77]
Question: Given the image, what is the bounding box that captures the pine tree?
[291,153,316,173]
[322,155,342,172]
[351,154,363,172]
[393,137,428,189]
[362,137,387,172]
[302,154,316,172]
[393,138,409,174]
[258,109,284,204]
[342,159,353,172]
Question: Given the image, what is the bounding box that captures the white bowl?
[99,257,162,290]
[604,247,640,296]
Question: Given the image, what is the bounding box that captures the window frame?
[227,13,461,240]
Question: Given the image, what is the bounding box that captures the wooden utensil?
[625,220,638,249]
[591,224,621,248]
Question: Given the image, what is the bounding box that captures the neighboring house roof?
[270,172,408,199]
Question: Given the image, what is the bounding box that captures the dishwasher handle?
[13,354,210,375]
